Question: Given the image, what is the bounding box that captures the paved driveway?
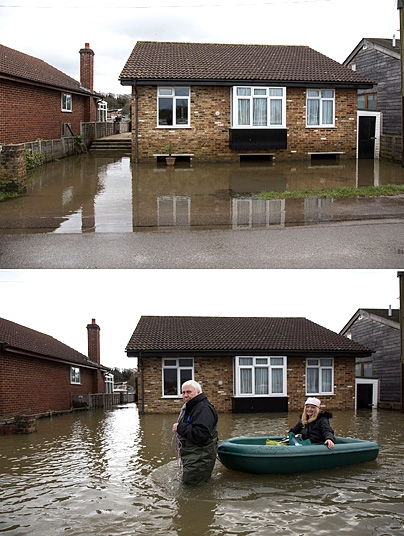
[1,218,403,269]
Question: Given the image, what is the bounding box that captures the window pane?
[320,359,333,367]
[163,369,177,395]
[175,88,189,96]
[237,87,251,96]
[238,99,250,125]
[256,358,268,365]
[269,88,283,96]
[321,368,332,392]
[176,98,188,124]
[253,98,267,126]
[164,359,176,366]
[307,99,319,125]
[307,368,319,393]
[358,95,365,109]
[363,363,373,377]
[180,369,192,385]
[159,88,172,95]
[255,368,268,394]
[322,100,333,124]
[254,88,266,95]
[270,358,283,366]
[307,359,318,366]
[239,357,253,366]
[240,368,252,394]
[271,369,283,393]
[270,99,282,125]
[179,358,193,367]
[321,90,334,99]
[367,95,377,110]
[159,98,173,125]
[307,90,319,97]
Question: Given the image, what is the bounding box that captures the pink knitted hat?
[305,397,321,407]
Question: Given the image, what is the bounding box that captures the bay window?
[306,358,334,395]
[158,87,190,127]
[162,358,193,397]
[233,86,286,128]
[235,356,286,396]
[306,89,335,127]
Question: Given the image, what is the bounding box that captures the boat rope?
[171,431,183,477]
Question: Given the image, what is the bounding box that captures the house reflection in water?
[1,156,402,234]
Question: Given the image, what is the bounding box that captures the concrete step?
[89,138,132,153]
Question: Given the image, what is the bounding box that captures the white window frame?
[157,87,190,128]
[306,89,335,127]
[232,86,286,128]
[62,93,72,112]
[306,358,334,395]
[234,356,287,396]
[70,366,81,384]
[162,357,194,397]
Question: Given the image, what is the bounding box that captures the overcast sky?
[0,269,401,370]
[0,0,399,95]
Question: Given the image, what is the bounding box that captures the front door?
[358,116,376,159]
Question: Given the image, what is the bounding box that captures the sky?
[0,269,401,370]
[0,0,400,95]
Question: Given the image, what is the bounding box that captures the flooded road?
[1,405,403,535]
[1,155,404,234]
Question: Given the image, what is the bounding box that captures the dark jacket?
[289,411,335,444]
[176,393,218,485]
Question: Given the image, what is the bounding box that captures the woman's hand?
[172,423,178,432]
[325,439,335,449]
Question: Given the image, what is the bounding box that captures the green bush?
[26,149,44,170]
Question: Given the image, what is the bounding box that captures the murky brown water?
[1,156,404,233]
[1,404,403,535]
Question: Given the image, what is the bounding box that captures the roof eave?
[119,77,373,89]
[0,72,99,97]
[127,348,371,358]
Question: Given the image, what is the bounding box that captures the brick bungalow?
[119,41,373,164]
[340,308,401,410]
[125,316,372,414]
[0,43,100,145]
[0,317,110,418]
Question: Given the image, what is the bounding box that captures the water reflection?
[1,405,404,535]
[1,156,404,234]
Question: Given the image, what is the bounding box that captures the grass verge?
[254,184,404,200]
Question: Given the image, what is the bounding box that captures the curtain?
[271,369,283,393]
[322,100,333,125]
[270,100,282,125]
[238,99,250,125]
[255,367,268,394]
[307,99,319,125]
[253,98,267,126]
[306,368,319,393]
[240,368,252,394]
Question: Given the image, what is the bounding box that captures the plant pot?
[165,156,176,166]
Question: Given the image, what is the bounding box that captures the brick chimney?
[87,318,100,365]
[79,43,94,92]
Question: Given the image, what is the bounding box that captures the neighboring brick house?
[0,42,100,145]
[125,316,372,414]
[340,308,401,410]
[343,38,401,160]
[119,41,373,164]
[0,317,110,418]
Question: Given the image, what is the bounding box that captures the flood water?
[1,404,403,535]
[1,155,404,233]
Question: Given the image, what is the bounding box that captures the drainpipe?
[398,271,404,412]
[134,80,139,164]
[139,351,145,414]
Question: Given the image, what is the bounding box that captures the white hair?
[182,380,202,393]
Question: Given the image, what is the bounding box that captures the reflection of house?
[0,42,100,145]
[126,316,372,414]
[340,308,401,410]
[120,41,373,163]
[343,38,400,160]
[0,318,110,418]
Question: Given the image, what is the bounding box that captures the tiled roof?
[0,317,95,367]
[126,316,371,355]
[0,44,91,94]
[120,41,373,86]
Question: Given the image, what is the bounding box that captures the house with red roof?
[0,317,111,419]
[126,316,372,414]
[0,43,100,145]
[119,41,373,164]
[340,308,401,410]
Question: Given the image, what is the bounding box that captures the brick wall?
[0,79,97,145]
[0,143,26,193]
[0,350,99,417]
[132,86,358,162]
[138,355,356,414]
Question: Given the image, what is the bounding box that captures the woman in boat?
[289,397,335,449]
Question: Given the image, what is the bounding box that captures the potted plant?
[165,142,176,166]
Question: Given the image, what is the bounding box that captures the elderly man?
[172,380,218,485]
